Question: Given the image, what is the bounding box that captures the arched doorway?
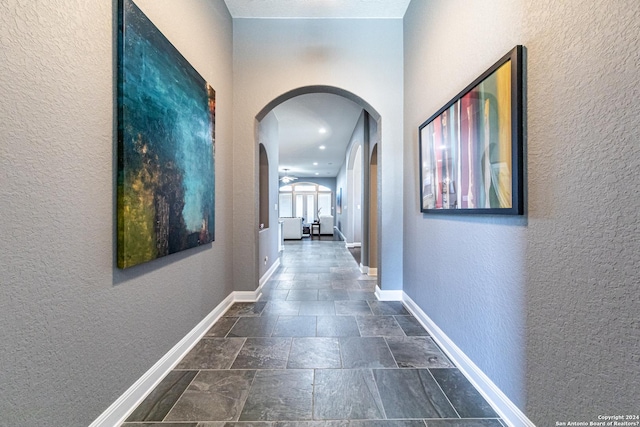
[255,85,382,285]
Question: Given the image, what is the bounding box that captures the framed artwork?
[419,45,524,215]
[117,0,216,268]
[336,188,342,214]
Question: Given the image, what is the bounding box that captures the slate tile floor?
[122,239,505,427]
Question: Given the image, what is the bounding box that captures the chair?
[318,215,334,235]
[280,217,303,239]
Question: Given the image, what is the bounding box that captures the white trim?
[259,257,281,287]
[402,293,536,427]
[345,242,361,248]
[374,285,403,301]
[367,267,378,276]
[89,290,262,427]
[360,263,368,274]
[234,290,263,302]
[334,226,347,242]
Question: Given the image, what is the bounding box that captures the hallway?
[121,239,504,426]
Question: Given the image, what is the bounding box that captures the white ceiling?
[272,93,363,179]
[224,0,411,19]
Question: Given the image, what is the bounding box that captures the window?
[318,192,331,217]
[279,193,293,217]
[279,182,333,223]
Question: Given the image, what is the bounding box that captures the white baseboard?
[402,294,535,427]
[89,290,261,427]
[345,242,361,248]
[374,285,403,301]
[334,226,346,242]
[360,264,368,274]
[259,257,281,287]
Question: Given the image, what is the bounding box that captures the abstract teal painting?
[117,0,215,268]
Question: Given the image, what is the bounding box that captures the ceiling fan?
[280,168,298,184]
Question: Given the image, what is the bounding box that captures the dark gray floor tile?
[335,300,373,316]
[240,370,313,421]
[125,370,197,421]
[339,337,397,368]
[385,336,454,368]
[286,290,318,301]
[228,316,279,337]
[272,316,317,337]
[347,290,377,301]
[314,369,385,420]
[349,421,427,427]
[368,301,410,316]
[123,423,198,427]
[318,289,350,301]
[272,273,296,281]
[262,278,280,289]
[357,280,377,291]
[424,420,504,427]
[293,280,332,290]
[261,289,290,301]
[274,422,348,427]
[263,301,301,315]
[205,317,239,337]
[298,301,335,315]
[165,370,255,422]
[275,280,298,289]
[329,267,359,274]
[316,316,360,337]
[294,273,319,281]
[196,422,266,427]
[331,280,362,290]
[394,315,430,336]
[430,368,498,418]
[225,302,267,317]
[231,338,292,369]
[176,338,245,370]
[356,316,405,337]
[318,273,338,282]
[373,369,458,419]
[287,338,341,369]
[125,240,500,426]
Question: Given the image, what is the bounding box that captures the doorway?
[255,85,382,284]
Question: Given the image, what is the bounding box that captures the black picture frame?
[419,45,524,215]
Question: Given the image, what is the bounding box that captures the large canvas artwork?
[419,46,524,215]
[117,0,215,268]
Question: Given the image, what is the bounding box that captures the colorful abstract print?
[117,0,215,268]
[421,61,512,211]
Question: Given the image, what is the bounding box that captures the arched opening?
[255,85,382,284]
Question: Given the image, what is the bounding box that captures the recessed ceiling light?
[315,172,320,175]
[319,127,327,134]
[319,145,326,150]
[313,162,318,166]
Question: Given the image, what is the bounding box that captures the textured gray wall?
[232,18,405,292]
[0,1,234,425]
[403,0,640,423]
